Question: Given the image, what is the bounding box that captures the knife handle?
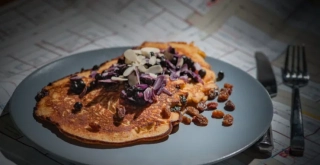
[290,86,305,156]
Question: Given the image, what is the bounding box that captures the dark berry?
[73,102,82,113]
[47,82,52,86]
[168,47,175,54]
[160,60,167,67]
[199,69,206,78]
[165,69,171,75]
[117,57,125,64]
[171,57,177,65]
[92,65,99,70]
[125,86,135,97]
[217,71,224,81]
[35,89,49,102]
[95,73,102,80]
[150,52,155,56]
[87,81,96,91]
[70,79,85,94]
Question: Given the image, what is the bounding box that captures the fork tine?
[297,46,301,74]
[291,46,295,73]
[284,45,290,72]
[302,45,308,74]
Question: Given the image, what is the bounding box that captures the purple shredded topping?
[136,84,148,90]
[179,75,189,82]
[144,87,155,103]
[170,70,180,81]
[156,87,164,95]
[70,76,83,80]
[162,87,172,96]
[98,79,114,83]
[166,59,176,69]
[89,71,97,78]
[153,75,165,91]
[181,64,188,72]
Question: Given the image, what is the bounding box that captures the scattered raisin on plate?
[207,102,218,110]
[182,116,192,125]
[224,100,235,111]
[196,101,207,112]
[217,91,229,102]
[222,114,233,126]
[211,110,224,119]
[192,114,208,126]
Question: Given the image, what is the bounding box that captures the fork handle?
[290,86,305,156]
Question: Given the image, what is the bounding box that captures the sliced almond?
[138,65,148,72]
[124,49,138,63]
[149,73,158,79]
[149,56,157,65]
[141,47,160,57]
[145,65,163,74]
[137,55,146,65]
[158,53,164,57]
[111,76,128,81]
[123,66,135,77]
[128,72,138,86]
[132,50,142,55]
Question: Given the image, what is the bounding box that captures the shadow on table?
[215,145,272,165]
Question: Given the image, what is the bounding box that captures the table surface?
[0,0,320,165]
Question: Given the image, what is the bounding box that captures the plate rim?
[9,47,273,165]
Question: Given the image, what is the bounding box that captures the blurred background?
[0,0,320,165]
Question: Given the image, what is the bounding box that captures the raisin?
[182,116,192,125]
[116,105,126,119]
[224,100,235,111]
[161,106,171,119]
[47,82,52,86]
[212,110,224,119]
[196,101,207,112]
[207,102,218,110]
[88,122,101,132]
[222,114,233,126]
[186,106,199,117]
[192,114,208,126]
[224,83,233,89]
[218,90,229,102]
[208,88,219,100]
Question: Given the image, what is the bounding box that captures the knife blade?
[254,52,277,154]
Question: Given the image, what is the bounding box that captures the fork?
[282,45,309,156]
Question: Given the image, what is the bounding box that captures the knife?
[254,52,277,154]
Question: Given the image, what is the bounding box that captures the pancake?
[34,41,218,146]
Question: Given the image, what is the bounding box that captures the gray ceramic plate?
[10,47,273,165]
